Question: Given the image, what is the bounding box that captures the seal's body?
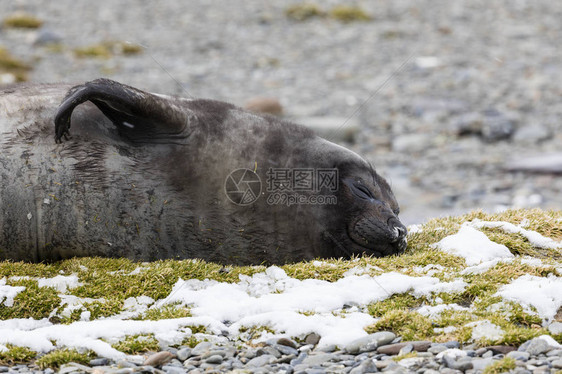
[0,79,407,264]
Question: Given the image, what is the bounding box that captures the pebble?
[143,351,175,367]
[548,322,562,335]
[176,347,192,361]
[244,97,283,116]
[520,338,550,356]
[344,331,396,354]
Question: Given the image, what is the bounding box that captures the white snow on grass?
[153,268,455,348]
[417,303,469,319]
[431,225,514,265]
[468,320,504,341]
[37,274,81,293]
[0,316,224,361]
[0,278,25,307]
[469,220,562,250]
[496,274,562,322]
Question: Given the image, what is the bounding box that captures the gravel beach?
[1,0,561,224]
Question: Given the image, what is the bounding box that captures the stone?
[315,344,337,353]
[521,338,550,355]
[428,344,447,354]
[471,357,494,371]
[547,349,562,357]
[297,116,359,143]
[487,345,516,355]
[301,353,333,366]
[552,359,562,369]
[89,358,110,366]
[513,124,551,143]
[143,351,175,367]
[450,112,483,136]
[245,354,276,367]
[548,322,562,335]
[273,344,298,356]
[392,134,435,153]
[33,29,63,46]
[191,342,213,356]
[504,153,562,174]
[377,341,431,355]
[305,333,321,346]
[480,109,515,142]
[161,365,186,374]
[277,338,298,349]
[0,368,8,373]
[345,331,396,354]
[244,97,283,116]
[349,358,377,374]
[507,351,531,361]
[117,360,138,368]
[176,347,192,361]
[205,355,223,364]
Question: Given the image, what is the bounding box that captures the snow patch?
[37,275,81,293]
[431,225,514,265]
[0,278,26,307]
[469,220,562,250]
[496,274,562,322]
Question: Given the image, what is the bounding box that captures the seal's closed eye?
[54,78,191,144]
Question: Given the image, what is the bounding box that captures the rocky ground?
[2,333,562,374]
[1,1,561,224]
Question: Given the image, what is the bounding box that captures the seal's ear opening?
[55,78,190,144]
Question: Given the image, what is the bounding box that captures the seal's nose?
[387,218,407,242]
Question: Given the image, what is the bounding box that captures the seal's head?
[308,142,407,259]
[340,165,407,257]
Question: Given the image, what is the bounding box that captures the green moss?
[285,3,325,21]
[137,303,192,320]
[181,335,202,348]
[392,352,418,361]
[112,334,160,354]
[368,293,424,317]
[35,349,92,369]
[0,47,32,82]
[3,13,43,29]
[329,5,372,22]
[0,279,60,319]
[482,357,516,374]
[73,41,143,59]
[366,310,433,341]
[0,345,37,365]
[73,44,112,59]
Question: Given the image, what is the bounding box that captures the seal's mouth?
[347,216,408,256]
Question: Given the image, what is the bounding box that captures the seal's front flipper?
[55,78,191,144]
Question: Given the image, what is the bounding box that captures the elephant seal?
[0,79,407,264]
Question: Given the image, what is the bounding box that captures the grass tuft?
[366,310,433,341]
[329,5,372,22]
[3,13,43,29]
[0,345,37,365]
[482,357,516,374]
[111,334,160,354]
[35,349,92,369]
[0,47,32,82]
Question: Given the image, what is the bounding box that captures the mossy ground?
[0,208,560,361]
[285,3,371,22]
[0,47,32,82]
[73,41,143,59]
[2,13,43,29]
[35,349,93,369]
